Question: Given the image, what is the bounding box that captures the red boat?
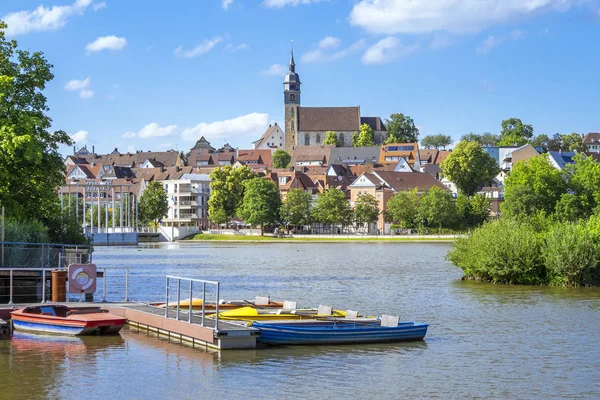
[11,305,126,336]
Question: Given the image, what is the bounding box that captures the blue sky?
[2,0,600,155]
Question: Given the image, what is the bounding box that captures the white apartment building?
[160,174,210,230]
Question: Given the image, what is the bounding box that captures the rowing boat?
[251,315,428,345]
[214,306,347,321]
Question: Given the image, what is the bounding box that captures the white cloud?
[222,0,234,9]
[302,36,365,63]
[259,64,287,76]
[362,36,419,64]
[430,34,455,50]
[85,35,127,53]
[262,0,328,8]
[175,37,223,58]
[476,35,503,55]
[65,77,90,91]
[71,130,89,145]
[79,89,94,99]
[225,43,250,52]
[124,123,178,139]
[182,113,270,145]
[350,0,578,35]
[3,0,92,36]
[92,1,107,11]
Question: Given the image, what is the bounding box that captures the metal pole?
[120,186,124,231]
[1,206,4,267]
[97,187,101,232]
[68,187,71,217]
[76,184,79,224]
[164,276,169,318]
[176,279,181,321]
[8,269,13,305]
[188,280,193,323]
[112,186,115,230]
[102,268,107,302]
[105,187,109,232]
[83,187,87,234]
[41,268,46,303]
[90,188,94,234]
[201,282,206,327]
[215,282,220,331]
[135,193,139,232]
[125,268,129,302]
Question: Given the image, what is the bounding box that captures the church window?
[304,134,310,146]
[316,133,321,144]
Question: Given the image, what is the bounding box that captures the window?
[386,146,414,152]
[316,133,321,144]
[304,133,310,146]
[279,177,287,185]
[339,134,345,147]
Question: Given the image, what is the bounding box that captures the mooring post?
[188,280,193,323]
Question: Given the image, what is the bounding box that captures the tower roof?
[284,48,301,85]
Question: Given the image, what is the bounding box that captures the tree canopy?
[238,177,281,235]
[352,123,374,147]
[353,193,379,230]
[0,21,72,221]
[324,130,340,147]
[280,188,312,229]
[418,186,456,232]
[421,134,452,149]
[208,165,255,225]
[461,132,499,147]
[272,149,291,169]
[385,188,420,229]
[139,181,169,226]
[440,141,499,196]
[497,118,534,147]
[312,188,351,225]
[385,113,419,144]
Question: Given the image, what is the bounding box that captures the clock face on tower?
[289,93,296,102]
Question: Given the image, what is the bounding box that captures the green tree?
[280,188,312,230]
[530,134,550,152]
[497,118,534,147]
[312,188,352,227]
[139,181,169,226]
[418,187,456,233]
[385,188,419,229]
[238,177,281,235]
[0,21,73,222]
[272,149,291,169]
[456,193,491,229]
[562,132,587,153]
[353,123,374,147]
[324,130,340,147]
[461,132,499,147]
[502,155,567,218]
[440,141,500,196]
[208,165,256,225]
[352,193,379,232]
[421,134,452,150]
[385,113,419,143]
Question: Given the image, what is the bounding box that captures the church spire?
[289,41,295,72]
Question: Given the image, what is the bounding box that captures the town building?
[161,174,211,238]
[583,133,600,153]
[280,50,388,154]
[253,123,285,149]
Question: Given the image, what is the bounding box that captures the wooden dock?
[0,302,259,349]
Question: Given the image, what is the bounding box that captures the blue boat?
[252,317,428,345]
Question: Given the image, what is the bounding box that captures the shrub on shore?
[448,215,600,286]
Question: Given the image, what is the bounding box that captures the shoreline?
[180,234,457,244]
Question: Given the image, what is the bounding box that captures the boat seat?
[381,315,400,327]
[282,301,297,310]
[345,310,359,319]
[255,296,270,306]
[317,305,332,315]
[40,306,57,317]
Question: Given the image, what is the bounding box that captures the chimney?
[274,122,277,126]
[73,145,76,155]
[92,146,95,156]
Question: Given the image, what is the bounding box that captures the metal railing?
[0,242,92,269]
[100,267,131,303]
[164,276,220,331]
[0,268,52,305]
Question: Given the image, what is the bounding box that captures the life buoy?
[67,263,97,294]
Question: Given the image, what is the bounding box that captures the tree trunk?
[260,223,264,236]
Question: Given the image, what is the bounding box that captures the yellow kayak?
[151,298,285,311]
[214,306,347,321]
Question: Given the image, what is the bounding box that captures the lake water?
[1,242,600,399]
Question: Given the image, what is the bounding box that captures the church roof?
[361,117,386,131]
[298,107,360,132]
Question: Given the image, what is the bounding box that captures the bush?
[2,218,49,243]
[447,218,545,284]
[544,221,600,286]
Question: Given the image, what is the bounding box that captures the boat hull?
[252,321,428,345]
[11,306,126,336]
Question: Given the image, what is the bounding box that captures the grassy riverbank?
[182,233,456,243]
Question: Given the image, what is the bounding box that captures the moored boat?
[251,316,428,345]
[11,305,126,336]
[215,306,347,321]
[150,296,285,312]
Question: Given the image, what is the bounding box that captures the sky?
[2,0,600,156]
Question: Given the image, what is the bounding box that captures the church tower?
[284,49,301,155]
